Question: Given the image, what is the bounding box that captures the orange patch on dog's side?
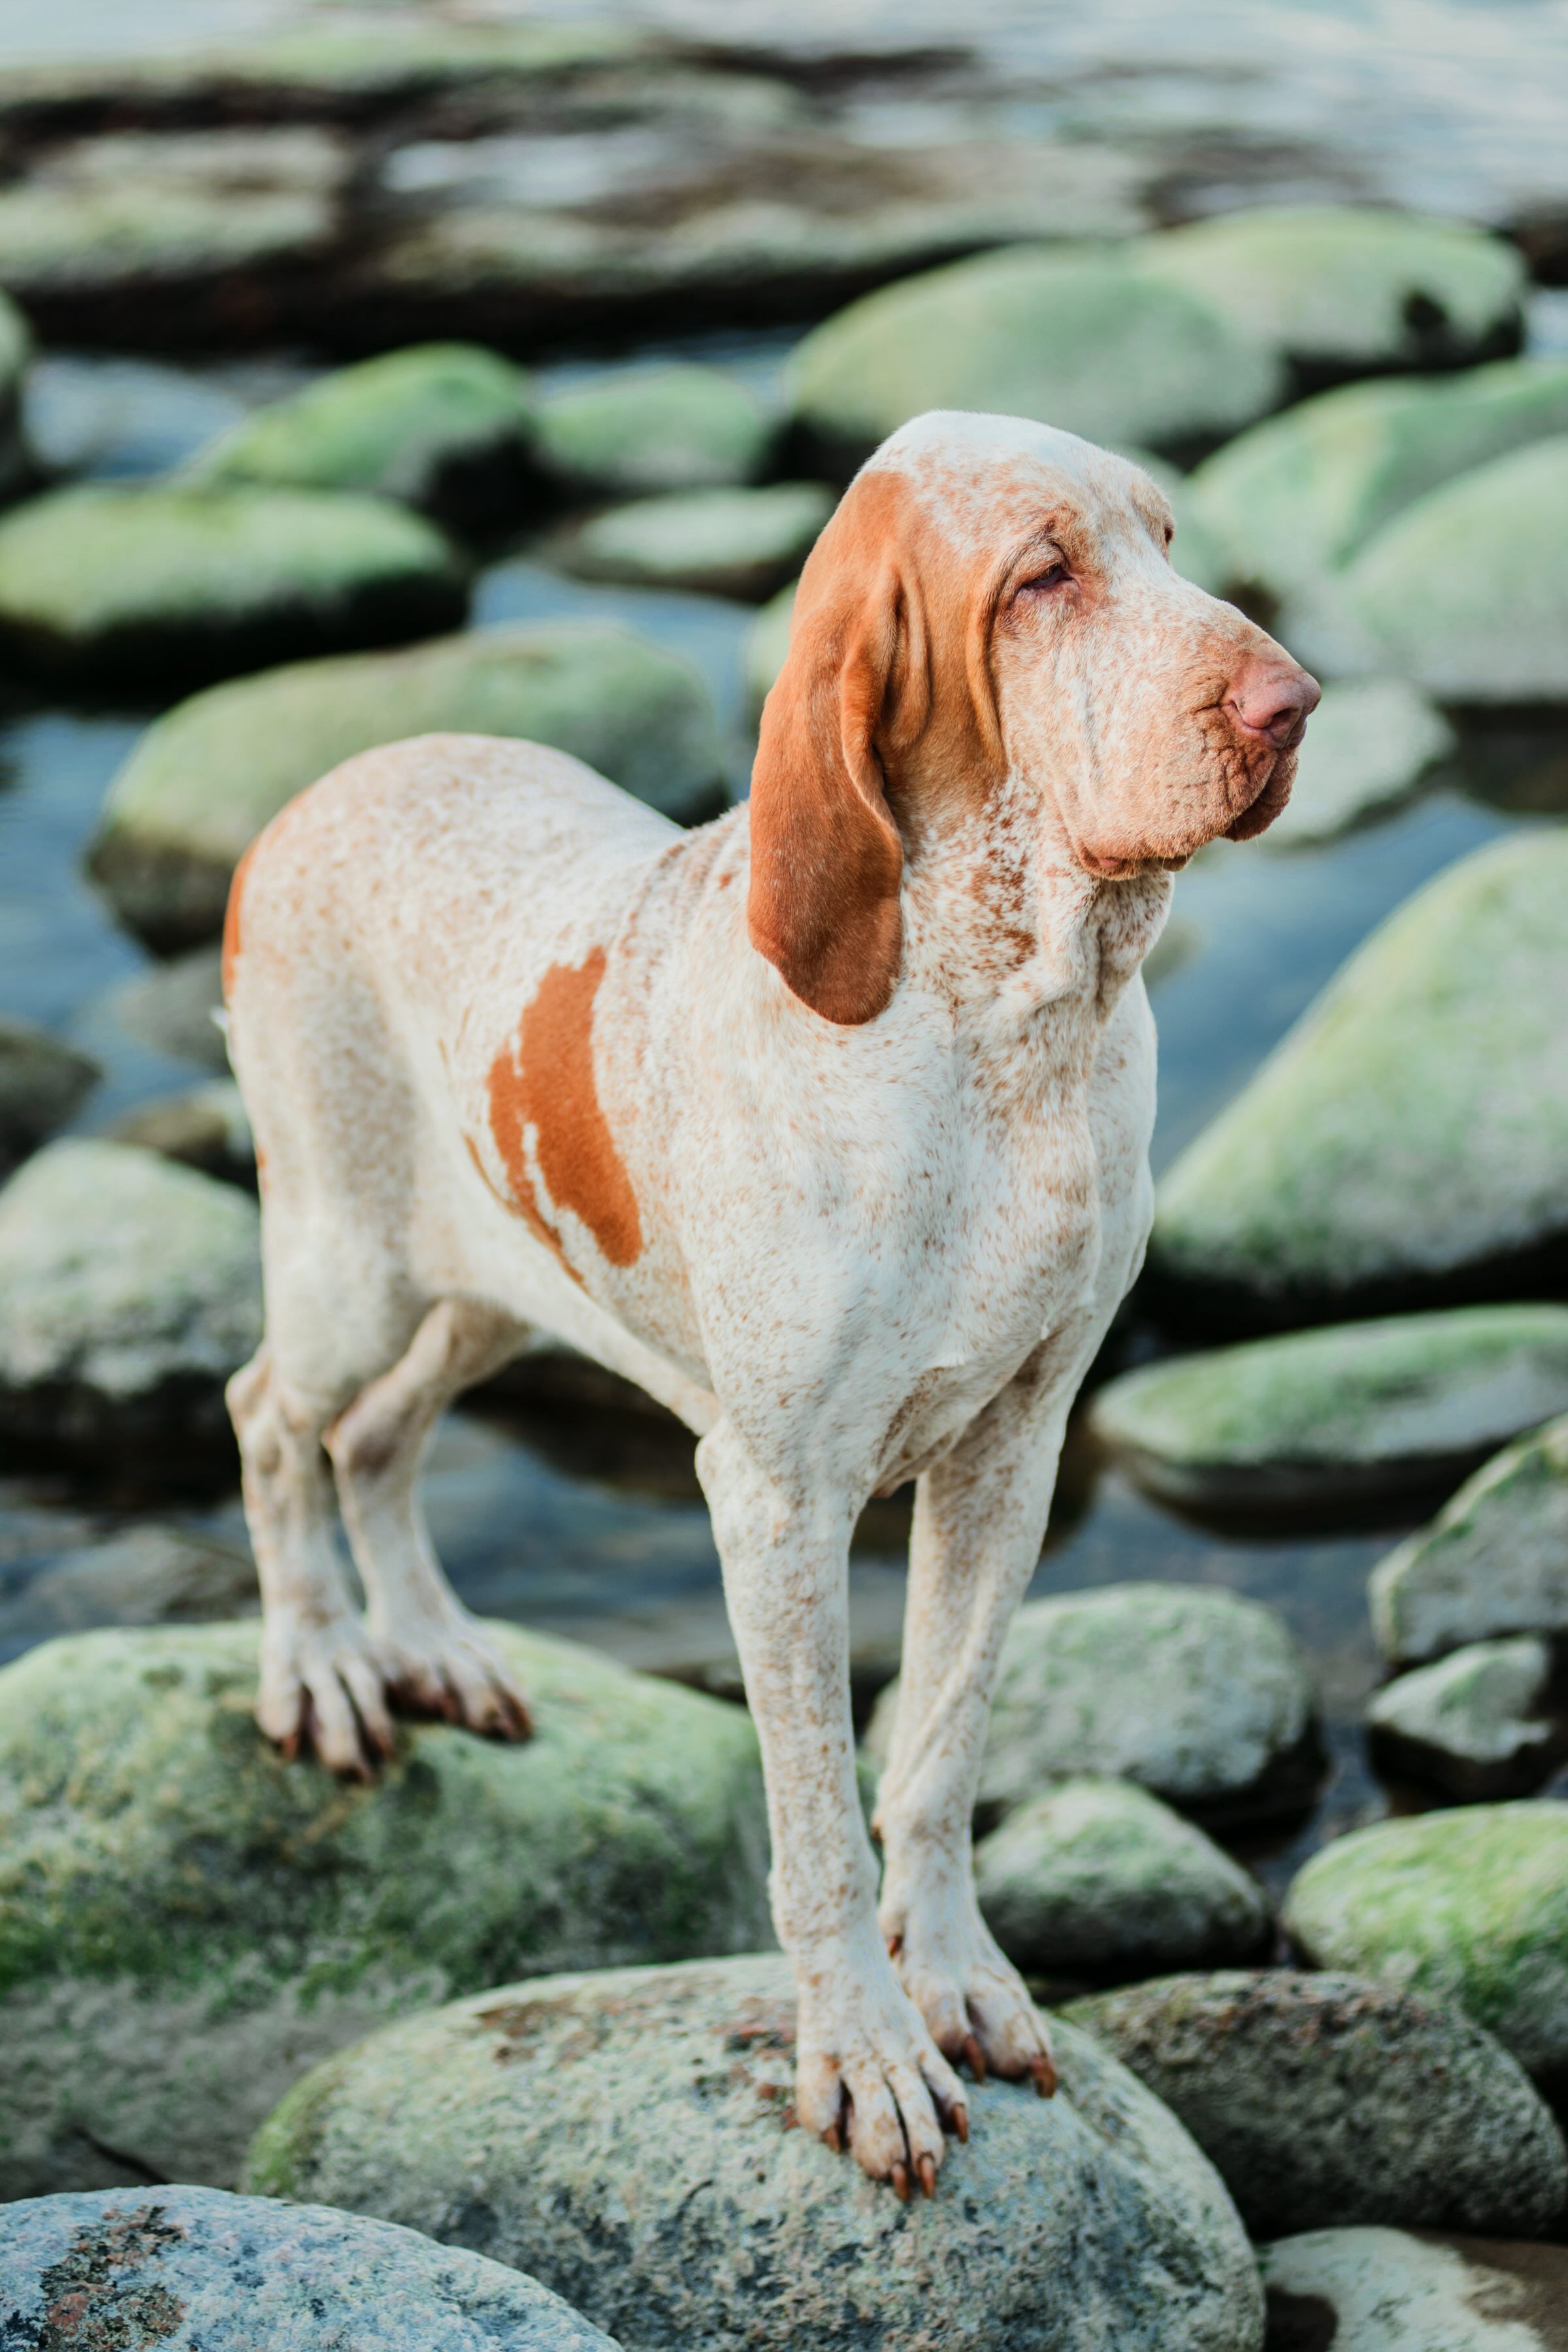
[484,947,643,1271]
[221,838,259,1004]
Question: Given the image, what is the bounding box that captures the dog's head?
[747,410,1318,1024]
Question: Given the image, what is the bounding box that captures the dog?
[223,409,1316,2197]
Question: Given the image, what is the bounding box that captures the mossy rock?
[0,1014,99,1173]
[787,245,1286,475]
[246,1953,1264,2352]
[1365,1635,1564,1801]
[548,482,835,602]
[1137,208,1524,387]
[1260,2229,1568,2352]
[1283,1803,1568,2087]
[0,481,467,691]
[89,621,727,952]
[1148,832,1568,1327]
[536,363,773,498]
[0,1619,772,2198]
[1188,356,1568,604]
[190,342,538,534]
[1261,676,1454,848]
[1371,1413,1568,1668]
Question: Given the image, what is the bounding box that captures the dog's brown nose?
[1226,657,1321,748]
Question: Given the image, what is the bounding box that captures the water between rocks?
[2,329,1566,1908]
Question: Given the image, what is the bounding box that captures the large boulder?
[246,1952,1265,2352]
[1089,1307,1568,1521]
[0,1619,772,2198]
[1260,2229,1568,2352]
[0,1013,99,1173]
[866,1583,1320,1827]
[787,245,1286,476]
[535,363,774,498]
[0,2187,619,2351]
[88,621,727,953]
[1148,832,1568,1328]
[0,1139,261,1469]
[1260,676,1454,849]
[974,1778,1271,1981]
[1367,1637,1565,1801]
[0,481,467,691]
[1371,1413,1568,1667]
[1135,208,1525,388]
[548,482,835,602]
[189,342,538,533]
[1066,1970,1567,2242]
[1282,1803,1568,2088]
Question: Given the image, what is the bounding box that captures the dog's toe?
[374,1611,533,1744]
[257,1616,394,1780]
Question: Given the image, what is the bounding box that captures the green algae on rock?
[1089,1307,1568,1520]
[191,343,538,532]
[1066,1970,1567,2242]
[0,2187,621,2351]
[1135,208,1524,387]
[975,1778,1271,1981]
[1282,1803,1568,2086]
[1262,2228,1568,2351]
[1371,1413,1568,1667]
[547,481,835,602]
[89,621,728,952]
[788,245,1286,475]
[536,363,773,498]
[0,1139,261,1467]
[0,480,467,689]
[246,1952,1264,2352]
[0,1620,772,2199]
[1366,1635,1563,1801]
[1148,832,1568,1328]
[1260,675,1454,848]
[0,1014,99,1174]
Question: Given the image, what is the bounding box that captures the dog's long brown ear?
[747,473,921,1026]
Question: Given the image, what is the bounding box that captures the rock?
[1260,676,1454,847]
[24,353,251,482]
[1137,208,1525,389]
[0,1619,771,2198]
[535,363,773,498]
[102,946,229,1074]
[743,578,796,722]
[0,481,467,692]
[974,1779,1271,1981]
[788,246,1286,476]
[1148,832,1568,1328]
[0,2187,620,2351]
[1282,1802,1568,2087]
[89,621,727,953]
[1189,357,1568,604]
[0,287,31,504]
[108,1080,255,1186]
[1089,1307,1568,1520]
[1366,1638,1565,1801]
[1371,1414,1568,1667]
[1260,2229,1568,2352]
[190,342,538,534]
[0,1524,257,1646]
[0,1139,260,1469]
[1301,435,1568,705]
[0,1014,98,1172]
[1131,450,1234,595]
[547,482,835,602]
[1066,1970,1567,2242]
[246,1952,1264,2352]
[866,1583,1320,1827]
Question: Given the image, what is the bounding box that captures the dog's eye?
[1019,560,1070,595]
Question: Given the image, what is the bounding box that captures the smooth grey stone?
[547,481,834,602]
[1366,1637,1564,1800]
[1260,2228,1568,2351]
[0,1523,257,1645]
[1371,1413,1568,1667]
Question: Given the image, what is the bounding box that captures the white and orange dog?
[223,411,1316,2197]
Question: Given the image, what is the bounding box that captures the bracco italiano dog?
[223,410,1317,2196]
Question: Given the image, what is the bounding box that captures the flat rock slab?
[1283,1803,1568,2089]
[1367,1636,1565,1801]
[0,2186,619,2351]
[0,481,466,692]
[1090,1306,1568,1521]
[0,1620,770,2198]
[1371,1413,1568,1667]
[867,1582,1320,1827]
[1066,1970,1566,2242]
[547,482,834,602]
[975,1778,1271,1982]
[1149,830,1568,1328]
[90,620,727,953]
[1260,2229,1568,2351]
[246,1952,1264,2352]
[535,363,773,498]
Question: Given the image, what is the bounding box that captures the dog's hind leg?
[326,1298,532,1742]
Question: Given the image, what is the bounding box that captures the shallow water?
[2,325,1567,1895]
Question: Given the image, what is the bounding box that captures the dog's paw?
[884,1899,1056,2097]
[369,1604,533,1743]
[257,1612,396,1781]
[793,1936,969,2195]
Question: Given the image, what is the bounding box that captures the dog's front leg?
[697,1418,968,2193]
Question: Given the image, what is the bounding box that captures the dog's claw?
[917,2152,937,2198]
[1030,2051,1057,2099]
[891,2161,911,2203]
[953,2105,970,2144]
[961,2033,987,2084]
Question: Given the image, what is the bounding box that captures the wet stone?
[245,1951,1264,2352]
[1371,1413,1568,1668]
[535,363,774,498]
[0,1620,772,2198]
[0,2185,620,2351]
[547,481,835,602]
[101,946,229,1075]
[1088,1306,1568,1521]
[1366,1637,1565,1801]
[0,1522,258,1648]
[1066,1970,1567,2242]
[108,1079,255,1188]
[0,1013,99,1174]
[1259,2229,1568,2352]
[1260,676,1454,848]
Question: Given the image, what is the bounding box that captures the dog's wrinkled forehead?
[865,408,1168,562]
